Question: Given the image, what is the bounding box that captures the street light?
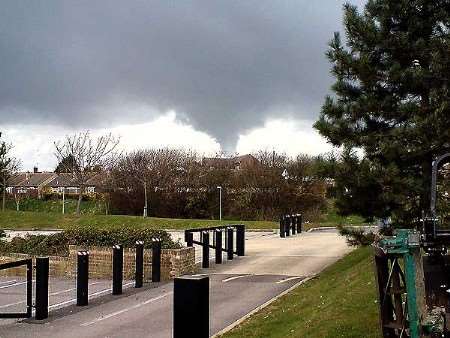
[217,186,222,221]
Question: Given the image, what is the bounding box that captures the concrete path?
[0,230,351,338]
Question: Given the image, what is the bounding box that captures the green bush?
[0,227,180,256]
[338,225,375,246]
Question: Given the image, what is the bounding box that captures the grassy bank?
[222,246,380,338]
[0,210,278,230]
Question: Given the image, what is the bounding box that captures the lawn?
[221,246,381,338]
[0,210,278,230]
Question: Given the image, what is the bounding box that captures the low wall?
[0,245,196,281]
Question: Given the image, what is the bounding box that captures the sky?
[0,1,365,171]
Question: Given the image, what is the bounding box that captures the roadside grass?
[5,198,105,214]
[0,210,278,230]
[221,246,380,338]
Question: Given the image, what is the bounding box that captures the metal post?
[77,250,89,306]
[62,188,65,215]
[135,241,144,288]
[202,231,210,268]
[227,227,234,260]
[280,215,285,238]
[236,224,245,256]
[291,214,296,235]
[217,186,222,221]
[112,245,123,295]
[35,257,49,320]
[185,231,193,247]
[173,276,209,338]
[297,214,302,233]
[152,239,161,282]
[26,260,32,318]
[285,215,291,237]
[215,230,222,264]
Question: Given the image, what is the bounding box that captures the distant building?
[6,169,107,197]
[202,154,260,170]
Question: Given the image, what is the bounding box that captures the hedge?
[0,227,180,256]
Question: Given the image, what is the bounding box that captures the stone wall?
[0,246,196,281]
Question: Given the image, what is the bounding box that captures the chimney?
[33,167,39,173]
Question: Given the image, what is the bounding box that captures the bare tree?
[54,131,120,215]
[0,133,21,212]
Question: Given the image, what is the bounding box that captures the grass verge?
[0,210,278,230]
[221,246,380,338]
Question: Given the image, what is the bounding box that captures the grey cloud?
[0,0,365,149]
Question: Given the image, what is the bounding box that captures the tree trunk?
[2,177,5,212]
[76,186,83,215]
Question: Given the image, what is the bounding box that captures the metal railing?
[185,224,245,268]
[0,259,32,319]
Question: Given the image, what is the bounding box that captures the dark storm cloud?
[0,0,365,148]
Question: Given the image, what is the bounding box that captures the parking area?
[0,276,134,324]
[0,229,352,337]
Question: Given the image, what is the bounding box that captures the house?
[6,170,108,196]
[202,154,260,170]
[6,169,57,198]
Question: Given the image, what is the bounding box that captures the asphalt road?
[0,230,351,337]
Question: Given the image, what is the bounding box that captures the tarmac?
[0,229,352,337]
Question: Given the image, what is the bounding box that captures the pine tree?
[315,0,450,225]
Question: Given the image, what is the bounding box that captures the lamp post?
[217,186,222,221]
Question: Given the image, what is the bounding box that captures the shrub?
[338,225,375,246]
[0,227,180,256]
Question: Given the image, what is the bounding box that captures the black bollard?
[227,227,234,260]
[202,231,210,268]
[112,245,123,295]
[291,215,296,235]
[297,214,302,233]
[236,224,245,256]
[152,239,161,282]
[280,215,285,238]
[185,231,193,247]
[173,276,209,338]
[135,241,144,288]
[215,230,222,264]
[285,215,291,237]
[77,250,89,306]
[35,257,49,320]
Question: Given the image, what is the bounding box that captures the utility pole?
[217,186,222,221]
[62,187,65,214]
[143,180,148,218]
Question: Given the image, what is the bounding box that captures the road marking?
[48,281,134,310]
[80,292,172,327]
[276,276,303,284]
[0,280,34,289]
[212,275,316,338]
[0,280,17,286]
[222,275,251,283]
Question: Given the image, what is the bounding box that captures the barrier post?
[77,250,89,306]
[215,230,222,264]
[112,244,123,295]
[135,241,144,288]
[173,276,209,338]
[291,215,297,235]
[152,239,161,282]
[227,227,234,260]
[185,231,194,247]
[280,215,285,238]
[297,214,302,233]
[236,224,245,256]
[35,257,49,320]
[285,215,291,237]
[202,231,210,268]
